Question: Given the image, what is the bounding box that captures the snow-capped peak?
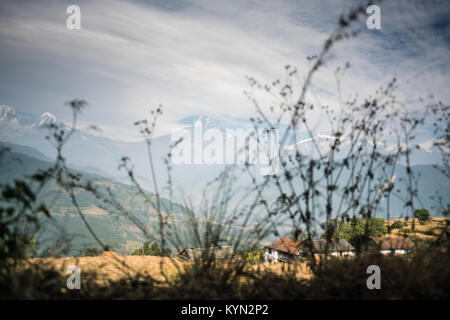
[283,134,343,152]
[295,134,338,145]
[0,105,19,123]
[194,115,213,129]
[36,112,57,127]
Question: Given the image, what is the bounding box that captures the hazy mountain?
[0,140,51,162]
[1,105,445,181]
[1,105,448,220]
[282,133,447,165]
[0,146,261,256]
[0,148,193,256]
[0,106,232,199]
[0,140,115,179]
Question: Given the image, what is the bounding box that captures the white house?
[264,237,302,263]
[368,237,414,255]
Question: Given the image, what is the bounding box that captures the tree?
[321,218,352,242]
[84,247,100,256]
[132,241,170,257]
[322,217,388,250]
[352,218,387,238]
[390,220,407,230]
[414,209,431,223]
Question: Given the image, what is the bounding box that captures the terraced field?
[385,217,449,240]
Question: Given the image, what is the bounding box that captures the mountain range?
[1,105,446,194]
[0,144,197,256]
[1,105,449,254]
[0,141,261,256]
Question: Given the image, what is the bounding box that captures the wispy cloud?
[0,0,448,141]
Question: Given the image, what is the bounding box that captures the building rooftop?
[265,237,302,255]
[299,238,355,253]
[371,237,415,250]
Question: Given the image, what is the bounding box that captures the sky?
[0,0,449,142]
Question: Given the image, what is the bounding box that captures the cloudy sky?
[0,0,449,141]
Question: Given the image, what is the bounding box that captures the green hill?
[0,146,189,256]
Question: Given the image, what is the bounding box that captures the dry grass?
[244,262,312,280]
[385,217,449,240]
[27,252,188,285]
[3,242,447,299]
[24,253,313,286]
[8,221,445,299]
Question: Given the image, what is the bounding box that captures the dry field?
[25,251,312,285]
[21,218,447,287]
[26,252,187,284]
[245,261,312,280]
[385,217,449,240]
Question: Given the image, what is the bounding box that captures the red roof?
[265,237,302,255]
